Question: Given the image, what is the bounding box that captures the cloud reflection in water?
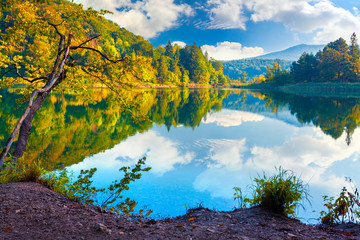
[69,109,360,220]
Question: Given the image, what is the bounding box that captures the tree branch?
[44,18,64,37]
[72,46,126,64]
[43,18,66,81]
[71,34,101,50]
[0,67,16,78]
[14,65,48,83]
[80,66,118,92]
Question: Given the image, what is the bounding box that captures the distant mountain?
[222,44,325,80]
[254,44,325,61]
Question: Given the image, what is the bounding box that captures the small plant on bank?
[233,187,250,208]
[320,178,360,225]
[234,167,310,217]
[98,157,152,215]
[0,157,152,216]
[40,167,98,205]
[0,158,46,183]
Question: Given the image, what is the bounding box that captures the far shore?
[231,82,360,97]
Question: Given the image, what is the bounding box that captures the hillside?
[0,0,229,87]
[254,44,325,61]
[222,44,325,80]
[222,59,292,80]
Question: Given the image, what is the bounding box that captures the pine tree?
[349,33,360,59]
[165,40,174,58]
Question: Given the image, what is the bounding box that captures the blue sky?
[75,0,360,60]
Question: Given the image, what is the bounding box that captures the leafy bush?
[320,178,360,224]
[0,157,152,216]
[0,158,46,183]
[234,167,310,217]
[40,168,97,204]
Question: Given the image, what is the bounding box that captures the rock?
[287,233,299,239]
[95,223,112,235]
[75,222,83,228]
[146,219,157,225]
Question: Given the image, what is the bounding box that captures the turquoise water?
[64,90,360,223]
[2,88,359,222]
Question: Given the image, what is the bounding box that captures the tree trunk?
[13,91,50,159]
[13,72,65,159]
[0,71,66,169]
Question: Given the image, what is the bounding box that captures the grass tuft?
[234,167,310,217]
[0,159,46,183]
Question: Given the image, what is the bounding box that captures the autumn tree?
[327,38,348,54]
[264,62,291,85]
[241,71,248,83]
[0,0,144,168]
[318,41,354,82]
[289,33,360,83]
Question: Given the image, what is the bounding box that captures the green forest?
[0,0,231,166]
[258,33,360,85]
[0,0,229,90]
[222,59,292,80]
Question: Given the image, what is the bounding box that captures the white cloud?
[202,110,265,127]
[201,41,264,60]
[202,0,247,29]
[75,0,194,38]
[70,130,194,176]
[173,41,187,48]
[247,0,360,43]
[204,0,360,43]
[354,7,359,16]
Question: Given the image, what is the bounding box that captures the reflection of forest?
[0,88,228,170]
[262,92,360,144]
[3,88,358,170]
[221,90,360,144]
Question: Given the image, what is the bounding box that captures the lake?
[1,88,360,223]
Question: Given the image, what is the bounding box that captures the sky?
[74,0,360,60]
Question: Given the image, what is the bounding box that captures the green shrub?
[320,178,360,224]
[0,158,46,183]
[0,157,152,216]
[234,167,310,217]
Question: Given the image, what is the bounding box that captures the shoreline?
[232,82,360,91]
[0,182,358,239]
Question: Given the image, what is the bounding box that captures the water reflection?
[261,92,360,145]
[1,88,360,221]
[0,88,226,169]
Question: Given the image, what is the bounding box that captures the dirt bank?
[0,182,359,239]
